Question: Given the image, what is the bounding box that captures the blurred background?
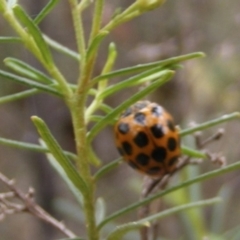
[0,0,240,239]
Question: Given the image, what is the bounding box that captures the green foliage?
[0,0,239,239]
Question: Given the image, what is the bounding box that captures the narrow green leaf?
[44,144,83,206]
[86,31,109,61]
[107,198,219,239]
[43,35,80,61]
[181,145,207,159]
[94,158,122,181]
[180,112,240,137]
[106,42,117,70]
[138,197,221,224]
[93,52,205,83]
[97,42,117,91]
[88,115,104,123]
[31,116,88,195]
[0,89,40,104]
[87,145,101,166]
[99,103,113,114]
[87,88,97,96]
[4,57,53,84]
[0,136,77,160]
[98,67,167,99]
[13,5,53,64]
[95,197,106,225]
[85,42,117,123]
[77,0,93,12]
[34,0,60,25]
[87,70,174,142]
[98,160,240,229]
[0,36,21,43]
[106,222,150,240]
[0,34,79,61]
[0,136,49,152]
[0,69,61,96]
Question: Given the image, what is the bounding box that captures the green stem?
[69,94,98,240]
[68,1,98,239]
[47,64,73,99]
[89,0,104,44]
[69,0,95,99]
[68,0,86,74]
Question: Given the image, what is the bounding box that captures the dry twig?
[0,172,76,238]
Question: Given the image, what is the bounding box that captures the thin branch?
[0,172,77,238]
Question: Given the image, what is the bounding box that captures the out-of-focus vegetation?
[0,0,239,239]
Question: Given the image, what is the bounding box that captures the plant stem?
[89,0,104,44]
[69,94,99,240]
[68,0,86,74]
[68,0,99,239]
[47,64,73,99]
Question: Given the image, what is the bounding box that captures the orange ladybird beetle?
[114,101,181,178]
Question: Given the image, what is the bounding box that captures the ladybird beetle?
[114,101,181,177]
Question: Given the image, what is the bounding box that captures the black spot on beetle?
[151,147,167,162]
[133,132,149,147]
[167,137,177,151]
[136,153,150,166]
[122,141,132,155]
[150,124,164,138]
